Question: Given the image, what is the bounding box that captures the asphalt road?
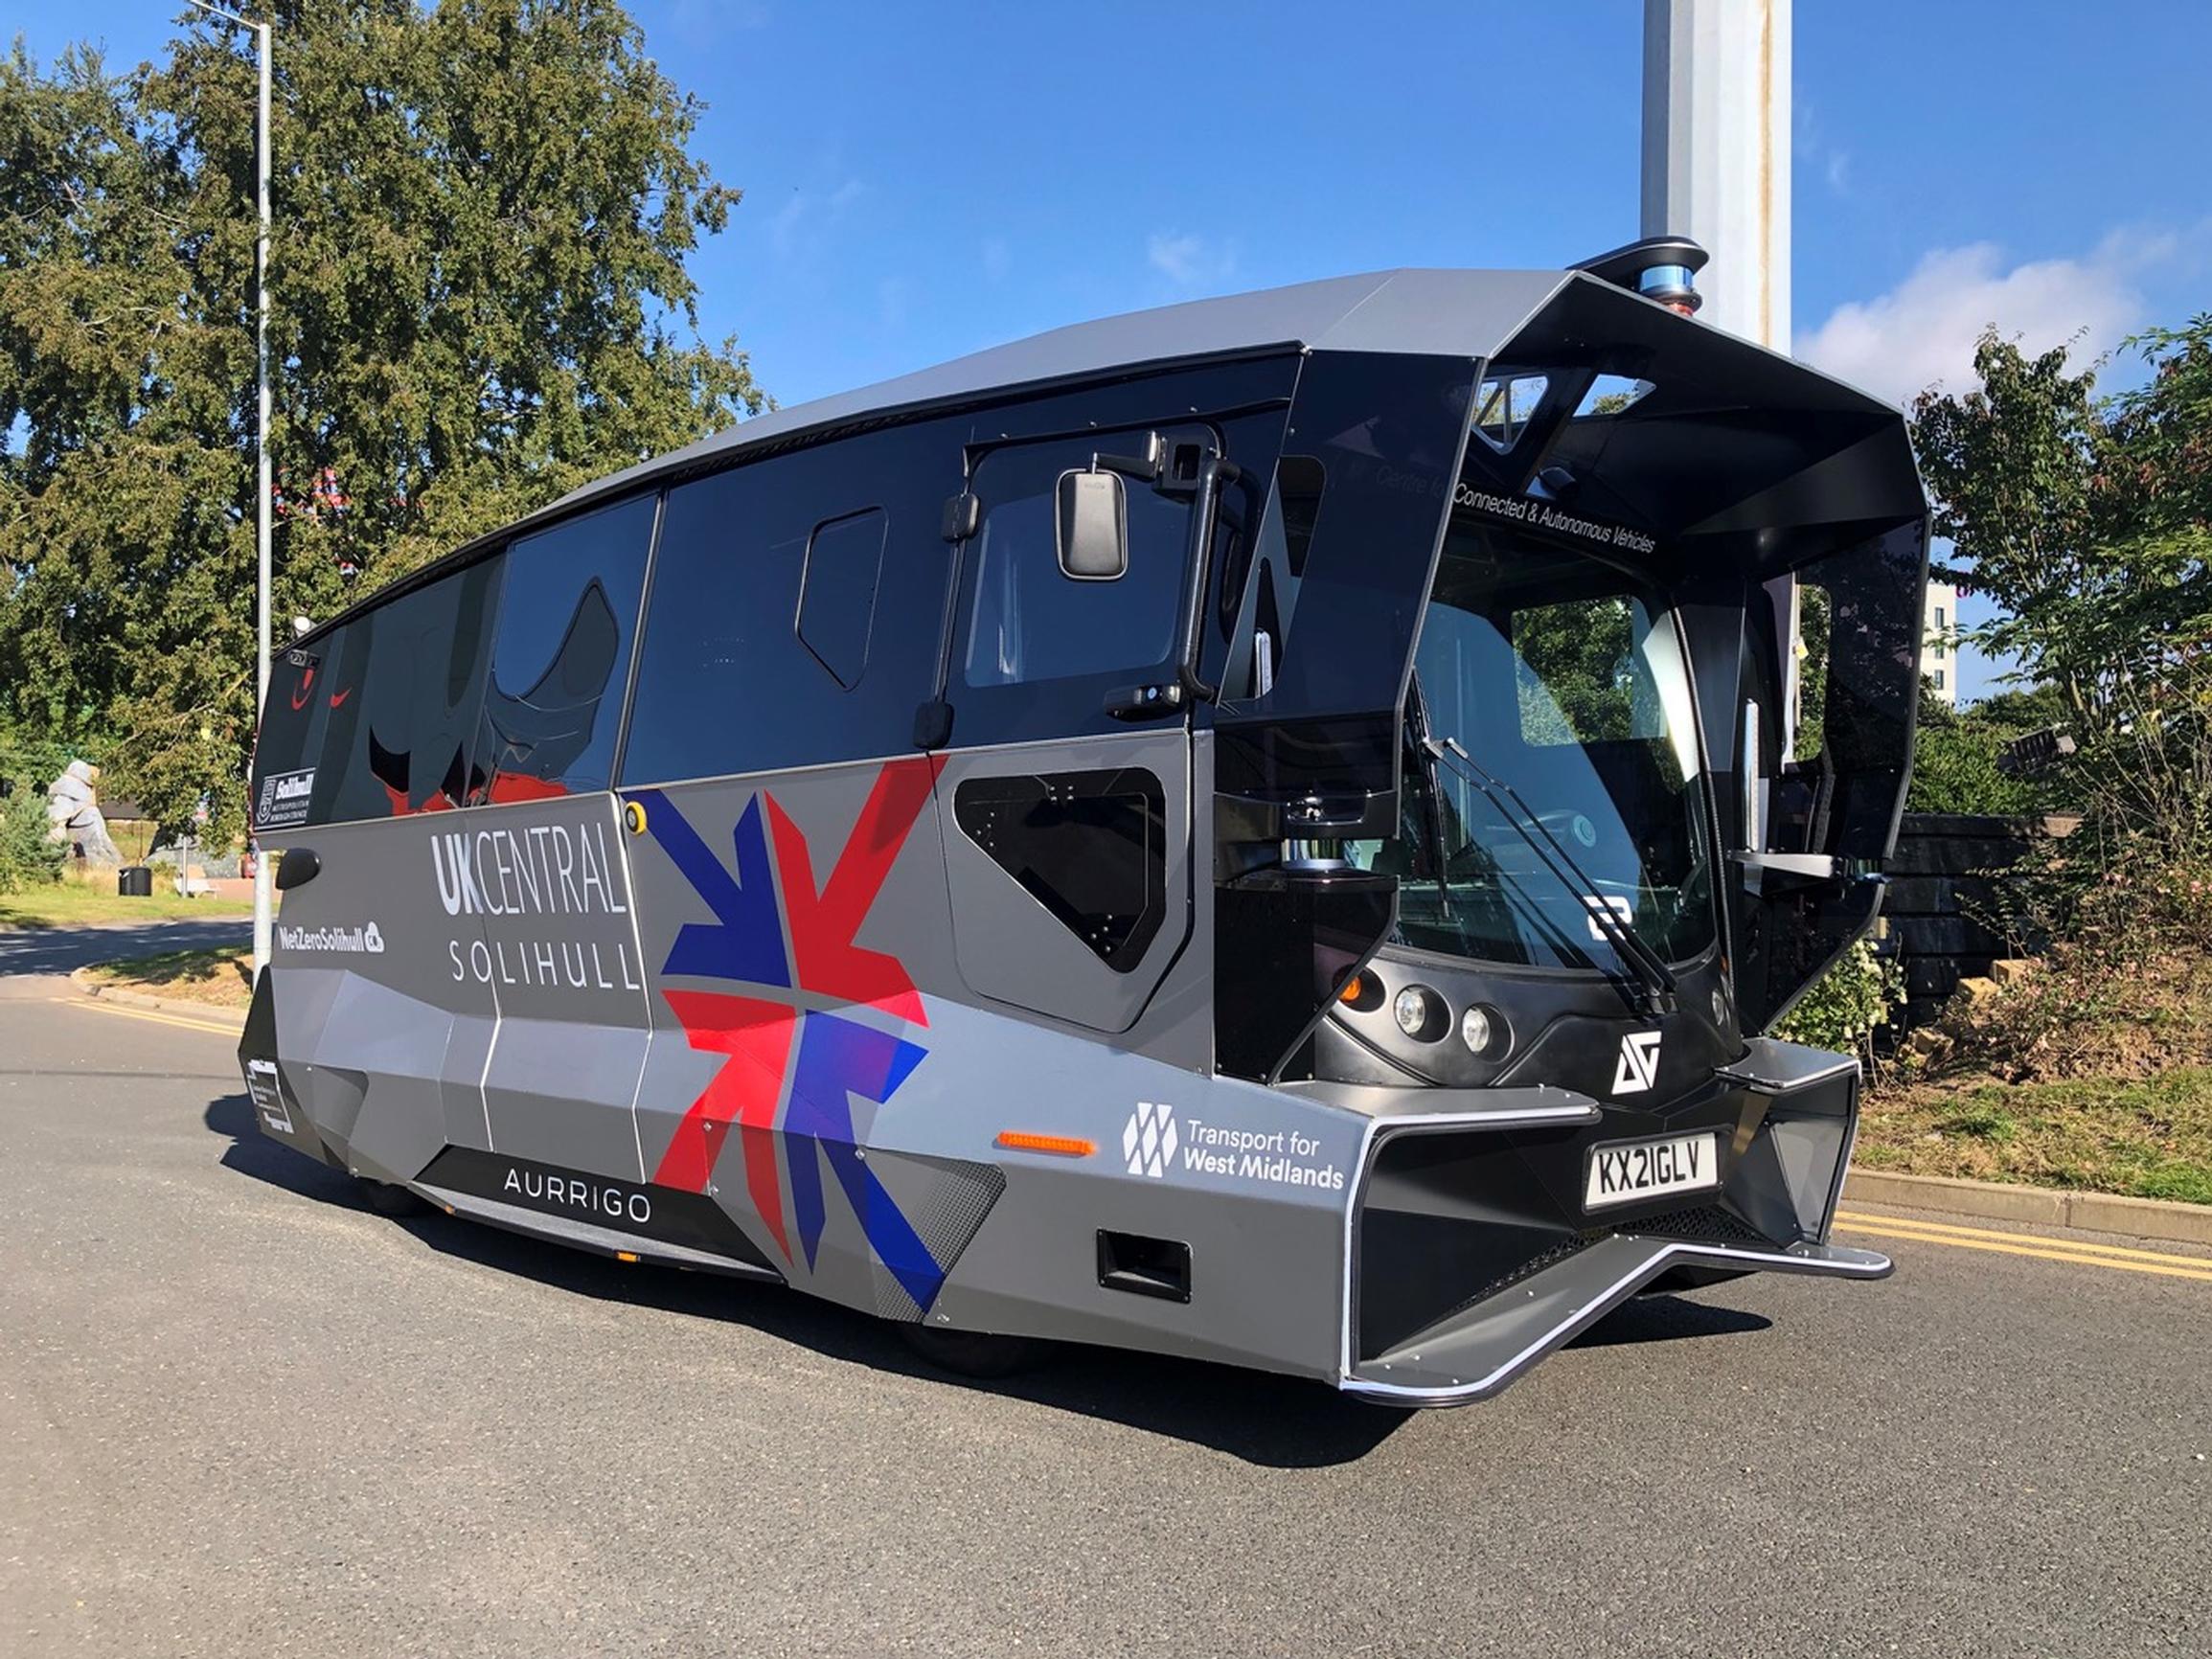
[2,934,2206,1658]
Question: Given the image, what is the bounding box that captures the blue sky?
[19,1,2212,697]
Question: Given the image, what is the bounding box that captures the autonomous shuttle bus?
[240,240,1927,1404]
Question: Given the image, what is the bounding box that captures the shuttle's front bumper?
[1330,1035,1885,1405]
[1342,1234,1889,1405]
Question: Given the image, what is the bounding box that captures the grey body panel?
[935,729,1193,1034]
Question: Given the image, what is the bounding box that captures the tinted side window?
[622,428,953,784]
[481,494,655,800]
[252,625,357,830]
[343,558,506,819]
[798,509,886,690]
[946,430,1200,747]
[254,555,508,827]
[962,451,1188,690]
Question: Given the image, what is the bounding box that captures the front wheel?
[899,1322,1039,1379]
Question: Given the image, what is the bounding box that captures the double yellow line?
[66,995,243,1040]
[1835,1208,2212,1284]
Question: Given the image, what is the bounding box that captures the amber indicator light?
[994,1130,1096,1158]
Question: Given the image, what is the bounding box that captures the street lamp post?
[188,0,275,972]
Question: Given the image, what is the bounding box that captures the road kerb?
[68,966,247,1033]
[1844,1168,2212,1248]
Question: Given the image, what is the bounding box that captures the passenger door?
[932,428,1207,1034]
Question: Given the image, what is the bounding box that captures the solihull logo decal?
[1613,1030,1663,1095]
[1123,1102,1178,1177]
[627,760,950,1313]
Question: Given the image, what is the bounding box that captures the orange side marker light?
[994,1131,1096,1158]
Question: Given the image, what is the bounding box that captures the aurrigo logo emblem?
[1123,1101,1178,1178]
[1612,1030,1663,1095]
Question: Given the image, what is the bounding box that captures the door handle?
[1104,682,1186,721]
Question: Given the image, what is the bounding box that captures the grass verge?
[0,880,253,929]
[1856,1068,2212,1207]
[82,943,255,1011]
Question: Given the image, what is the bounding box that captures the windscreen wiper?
[1407,672,1604,974]
[1424,736,1678,1015]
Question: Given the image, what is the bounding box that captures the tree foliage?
[0,776,64,893]
[0,2,762,839]
[1908,320,2212,933]
[1905,682,2065,816]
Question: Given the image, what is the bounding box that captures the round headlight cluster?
[1461,1002,1509,1057]
[1393,986,1432,1037]
[1354,976,1512,1060]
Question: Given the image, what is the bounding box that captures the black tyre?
[356,1177,430,1218]
[899,1322,1039,1379]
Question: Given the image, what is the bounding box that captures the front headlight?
[1393,986,1432,1037]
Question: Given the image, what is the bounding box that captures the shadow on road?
[0,916,251,980]
[204,1086,1763,1466]
[1567,1293,1770,1347]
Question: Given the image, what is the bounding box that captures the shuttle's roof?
[553,266,1577,514]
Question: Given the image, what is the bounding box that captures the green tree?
[0,1,763,840]
[0,776,63,893]
[1909,322,2212,928]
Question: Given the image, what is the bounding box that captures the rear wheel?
[899,1322,1039,1379]
[356,1177,430,1218]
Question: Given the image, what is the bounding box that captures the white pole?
[1642,0,1800,765]
[1640,0,1790,350]
[188,1,275,968]
[252,17,273,972]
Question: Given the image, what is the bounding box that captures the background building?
[1925,580,1960,703]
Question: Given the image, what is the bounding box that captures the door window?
[949,433,1199,746]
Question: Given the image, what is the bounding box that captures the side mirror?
[1056,468,1127,580]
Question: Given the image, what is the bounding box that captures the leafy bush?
[1906,685,2064,816]
[0,778,64,894]
[1772,938,1905,1067]
[1923,845,2212,1084]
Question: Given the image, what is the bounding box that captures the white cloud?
[1795,231,2169,407]
[1147,230,1235,288]
[769,176,864,262]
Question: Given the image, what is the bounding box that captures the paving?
[1,943,2206,1658]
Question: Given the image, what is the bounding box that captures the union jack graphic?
[626,759,948,1311]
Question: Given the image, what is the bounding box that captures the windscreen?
[1348,521,1717,970]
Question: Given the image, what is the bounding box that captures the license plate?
[1584,1131,1720,1211]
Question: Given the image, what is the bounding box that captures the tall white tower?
[1640,0,1791,350]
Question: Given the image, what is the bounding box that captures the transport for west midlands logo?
[1612,1030,1663,1095]
[1124,1101,1178,1177]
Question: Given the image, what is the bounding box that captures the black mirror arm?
[1174,457,1241,704]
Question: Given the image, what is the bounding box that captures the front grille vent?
[1625,1205,1771,1246]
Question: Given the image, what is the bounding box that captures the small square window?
[798,509,887,691]
[1473,375,1549,451]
